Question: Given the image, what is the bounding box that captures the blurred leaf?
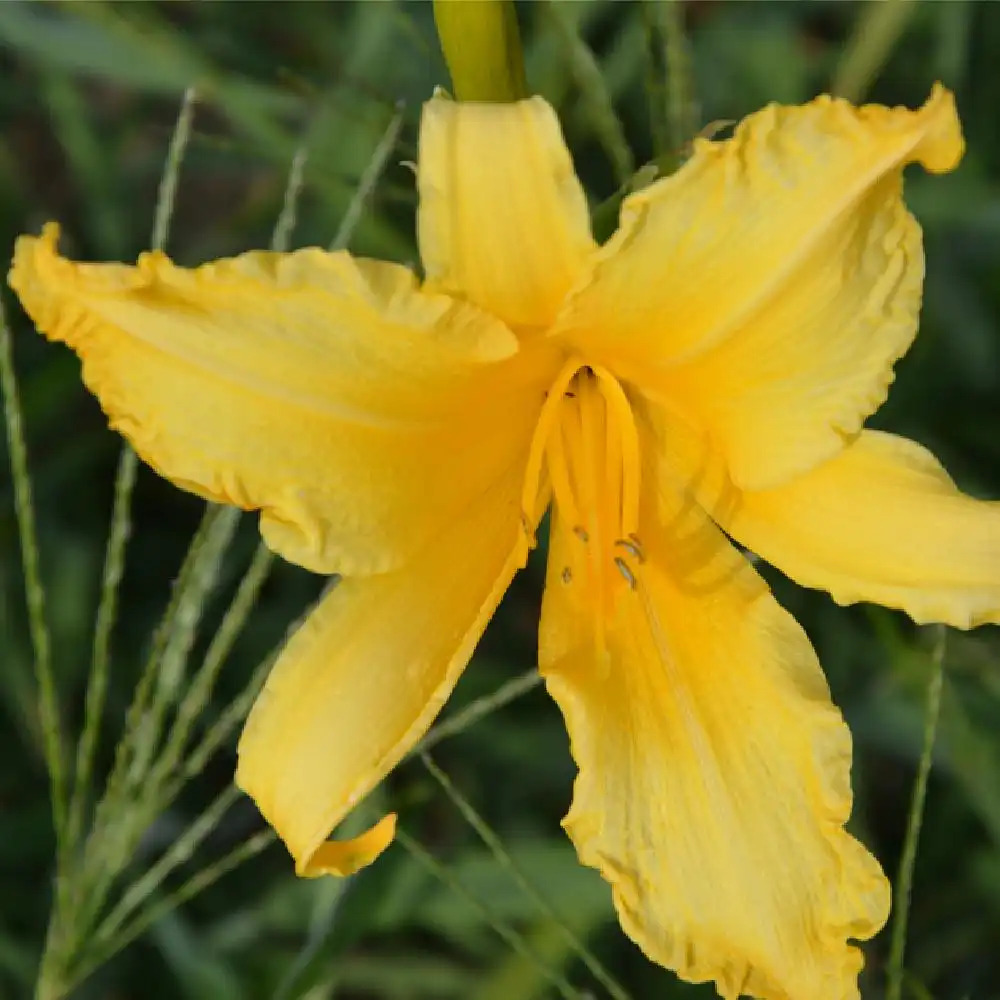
[150,912,243,1000]
[4,4,1000,999]
[413,839,612,940]
[831,0,919,102]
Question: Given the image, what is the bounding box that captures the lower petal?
[538,497,888,999]
[236,459,531,877]
[719,430,1000,629]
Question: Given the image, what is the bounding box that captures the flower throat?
[521,358,645,622]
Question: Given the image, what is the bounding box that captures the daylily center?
[521,357,645,619]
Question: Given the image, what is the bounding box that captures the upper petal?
[418,94,595,331]
[539,488,888,999]
[554,85,963,489]
[718,430,1000,629]
[236,431,534,876]
[10,224,545,575]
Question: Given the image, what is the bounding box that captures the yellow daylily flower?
[8,84,995,1000]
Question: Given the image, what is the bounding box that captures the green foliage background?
[1,2,1000,998]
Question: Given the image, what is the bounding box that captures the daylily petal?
[538,487,888,998]
[417,94,595,330]
[555,85,963,489]
[10,224,544,575]
[716,430,1000,629]
[237,449,534,877]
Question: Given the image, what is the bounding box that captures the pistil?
[520,357,645,625]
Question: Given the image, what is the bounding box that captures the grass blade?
[412,669,542,759]
[70,828,276,992]
[272,144,309,254]
[150,543,274,795]
[420,752,630,1000]
[0,296,65,842]
[93,783,242,948]
[394,826,582,1000]
[886,626,947,1000]
[66,85,198,864]
[640,0,697,164]
[831,0,919,103]
[73,506,237,937]
[151,86,198,252]
[330,102,405,252]
[542,1,633,186]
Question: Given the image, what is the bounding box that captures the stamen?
[520,357,583,535]
[591,366,642,539]
[614,556,638,590]
[614,537,645,563]
[523,356,645,609]
[545,415,582,528]
[603,392,624,533]
[570,373,602,541]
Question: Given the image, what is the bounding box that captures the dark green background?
[2,2,1000,998]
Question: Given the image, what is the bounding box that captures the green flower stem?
[886,626,947,1000]
[433,0,527,102]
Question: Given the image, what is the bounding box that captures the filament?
[591,364,642,540]
[519,357,583,545]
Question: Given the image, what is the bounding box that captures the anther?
[614,556,638,590]
[614,537,646,563]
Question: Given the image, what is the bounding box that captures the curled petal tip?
[40,220,62,244]
[916,83,964,174]
[294,813,398,879]
[9,223,56,298]
[8,223,75,339]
